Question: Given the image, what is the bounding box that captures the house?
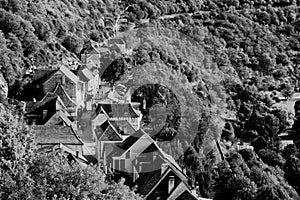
[281,140,294,149]
[94,120,125,172]
[77,66,101,97]
[37,143,88,164]
[108,129,154,174]
[42,65,85,110]
[91,108,137,167]
[107,38,127,54]
[24,95,69,125]
[21,65,86,116]
[278,131,294,149]
[236,142,254,151]
[80,40,101,69]
[94,103,142,130]
[134,164,197,200]
[45,110,76,129]
[105,129,199,200]
[106,84,132,103]
[33,125,84,156]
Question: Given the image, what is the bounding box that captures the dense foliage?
[0,103,142,200]
[1,0,300,199]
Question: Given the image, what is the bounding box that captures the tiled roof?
[33,125,83,145]
[100,103,140,118]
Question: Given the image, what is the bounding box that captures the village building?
[20,52,209,199]
[80,40,102,69]
[33,125,86,163]
[93,103,142,130]
[22,65,86,117]
[24,94,70,125]
[103,129,198,200]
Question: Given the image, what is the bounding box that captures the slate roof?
[57,65,79,83]
[45,110,74,127]
[25,95,59,114]
[136,165,190,199]
[78,68,94,82]
[107,129,148,158]
[138,141,182,172]
[100,103,140,118]
[135,169,162,196]
[110,120,136,135]
[95,120,123,141]
[108,38,126,45]
[52,83,77,107]
[177,191,198,200]
[117,129,146,151]
[30,70,57,84]
[133,141,189,197]
[80,40,100,55]
[37,143,88,163]
[33,125,83,145]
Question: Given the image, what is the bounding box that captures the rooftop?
[33,125,83,145]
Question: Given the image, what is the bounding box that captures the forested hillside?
[1,0,300,199]
[0,0,121,97]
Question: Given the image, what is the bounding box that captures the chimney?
[76,151,79,158]
[161,163,168,175]
[32,118,37,125]
[143,98,146,110]
[62,76,66,85]
[182,167,187,175]
[42,110,48,120]
[168,176,175,194]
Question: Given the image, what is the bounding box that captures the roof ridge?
[107,120,123,138]
[69,125,84,145]
[99,120,123,141]
[53,83,77,106]
[59,65,79,83]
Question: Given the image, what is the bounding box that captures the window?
[114,159,119,171]
[126,150,130,159]
[120,160,125,172]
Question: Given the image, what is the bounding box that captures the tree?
[29,152,142,200]
[62,34,83,55]
[258,149,285,167]
[214,150,300,200]
[0,103,35,199]
[284,156,300,194]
